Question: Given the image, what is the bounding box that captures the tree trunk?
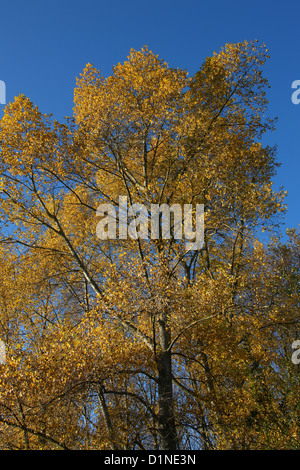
[157,317,177,450]
[98,385,119,450]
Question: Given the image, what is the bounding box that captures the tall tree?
[0,41,297,450]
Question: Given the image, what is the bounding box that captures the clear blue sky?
[0,0,299,237]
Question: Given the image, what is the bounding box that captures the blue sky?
[0,0,299,237]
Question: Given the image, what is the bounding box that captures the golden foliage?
[0,41,298,450]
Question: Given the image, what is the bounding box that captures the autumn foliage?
[0,41,299,450]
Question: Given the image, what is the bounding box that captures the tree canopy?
[0,40,299,450]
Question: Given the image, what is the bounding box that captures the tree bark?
[98,385,119,450]
[157,317,177,450]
